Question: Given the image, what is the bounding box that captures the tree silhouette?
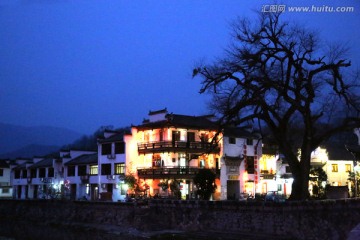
[193,169,217,200]
[194,12,360,200]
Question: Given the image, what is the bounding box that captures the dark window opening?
[78,165,87,176]
[115,142,125,154]
[22,170,27,178]
[247,138,253,145]
[102,143,112,155]
[229,137,236,144]
[101,164,111,175]
[14,170,21,179]
[187,132,195,142]
[39,168,46,178]
[31,169,36,178]
[246,156,255,174]
[67,166,75,177]
[48,168,54,177]
[159,129,163,141]
[172,131,180,142]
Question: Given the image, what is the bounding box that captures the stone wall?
[1,199,360,240]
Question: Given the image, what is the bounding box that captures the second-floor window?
[14,170,21,179]
[346,164,351,172]
[67,166,75,176]
[48,168,54,177]
[31,169,36,178]
[78,165,87,176]
[187,132,195,142]
[332,164,338,172]
[90,165,98,175]
[101,164,111,175]
[246,138,253,145]
[0,168,3,177]
[102,143,112,155]
[172,131,180,142]
[115,142,125,154]
[115,163,125,174]
[229,137,236,144]
[22,170,27,178]
[38,168,46,178]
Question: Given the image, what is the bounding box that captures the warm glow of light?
[243,171,248,182]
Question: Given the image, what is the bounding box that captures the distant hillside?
[0,123,83,158]
[0,144,61,159]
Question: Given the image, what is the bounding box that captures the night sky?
[1,0,359,134]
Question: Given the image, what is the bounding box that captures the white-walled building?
[0,160,12,198]
[97,130,128,202]
[221,127,262,200]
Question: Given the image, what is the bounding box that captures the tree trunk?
[289,151,311,200]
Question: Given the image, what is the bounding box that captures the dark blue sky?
[1,0,359,134]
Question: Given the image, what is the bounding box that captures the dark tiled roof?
[29,158,53,168]
[136,114,219,130]
[149,108,167,115]
[0,160,9,168]
[64,153,98,166]
[262,145,278,155]
[223,127,260,139]
[98,132,124,143]
[320,143,355,161]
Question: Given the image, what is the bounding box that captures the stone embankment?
[1,198,360,240]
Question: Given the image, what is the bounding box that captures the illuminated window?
[332,164,338,172]
[345,164,351,172]
[120,183,127,195]
[115,163,125,174]
[90,165,98,175]
[86,184,90,195]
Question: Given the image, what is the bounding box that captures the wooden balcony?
[137,141,220,154]
[260,170,276,180]
[137,167,220,179]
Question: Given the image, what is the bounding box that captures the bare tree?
[193,12,360,200]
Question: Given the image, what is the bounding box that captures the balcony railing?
[137,167,220,179]
[137,141,220,154]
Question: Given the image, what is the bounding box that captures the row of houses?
[1,108,360,201]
